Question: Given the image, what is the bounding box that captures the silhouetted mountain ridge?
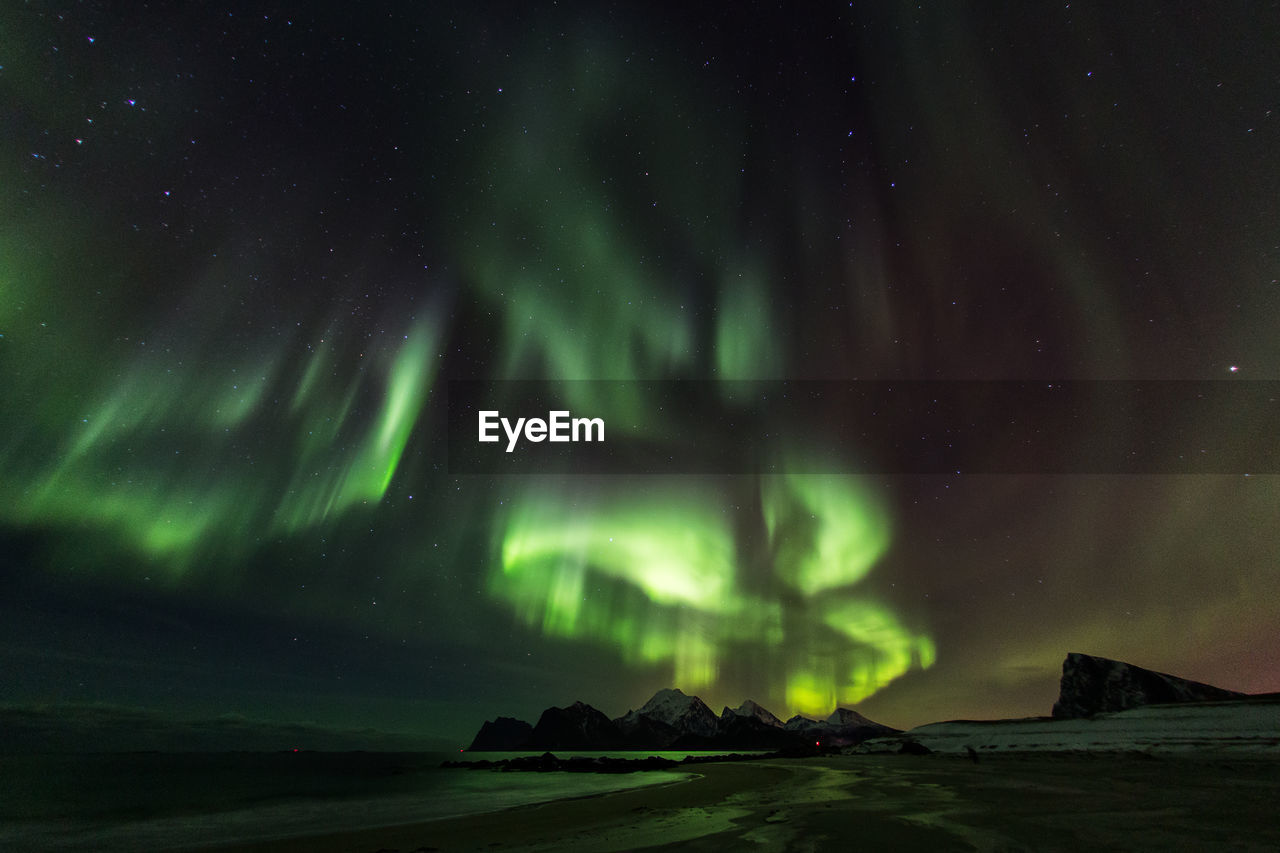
[466,690,898,751]
[466,655,1270,756]
[529,700,624,749]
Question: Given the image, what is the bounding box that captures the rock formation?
[467,716,533,751]
[528,701,624,749]
[1051,652,1246,718]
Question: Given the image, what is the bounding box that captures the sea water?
[0,751,714,852]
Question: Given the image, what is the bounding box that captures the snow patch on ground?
[886,700,1280,755]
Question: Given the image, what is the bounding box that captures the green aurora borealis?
[1,2,1278,744]
[494,474,931,715]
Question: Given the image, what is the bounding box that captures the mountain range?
[468,653,1273,753]
[467,688,898,751]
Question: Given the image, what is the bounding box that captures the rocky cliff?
[1052,652,1246,718]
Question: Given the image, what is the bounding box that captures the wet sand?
[204,753,1280,852]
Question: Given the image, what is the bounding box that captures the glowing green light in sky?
[491,484,769,688]
[763,473,892,595]
[716,263,783,380]
[0,26,941,721]
[2,314,442,569]
[457,37,929,714]
[820,598,936,704]
[340,321,438,505]
[455,34,758,433]
[500,494,736,610]
[492,474,932,715]
[786,671,839,718]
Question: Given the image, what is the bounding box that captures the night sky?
[2,2,1278,747]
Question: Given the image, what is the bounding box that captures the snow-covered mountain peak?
[635,688,719,736]
[827,707,878,727]
[723,699,783,728]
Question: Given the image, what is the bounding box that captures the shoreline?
[197,760,788,853]
[196,753,1280,853]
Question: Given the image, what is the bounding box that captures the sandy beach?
[203,752,1280,852]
